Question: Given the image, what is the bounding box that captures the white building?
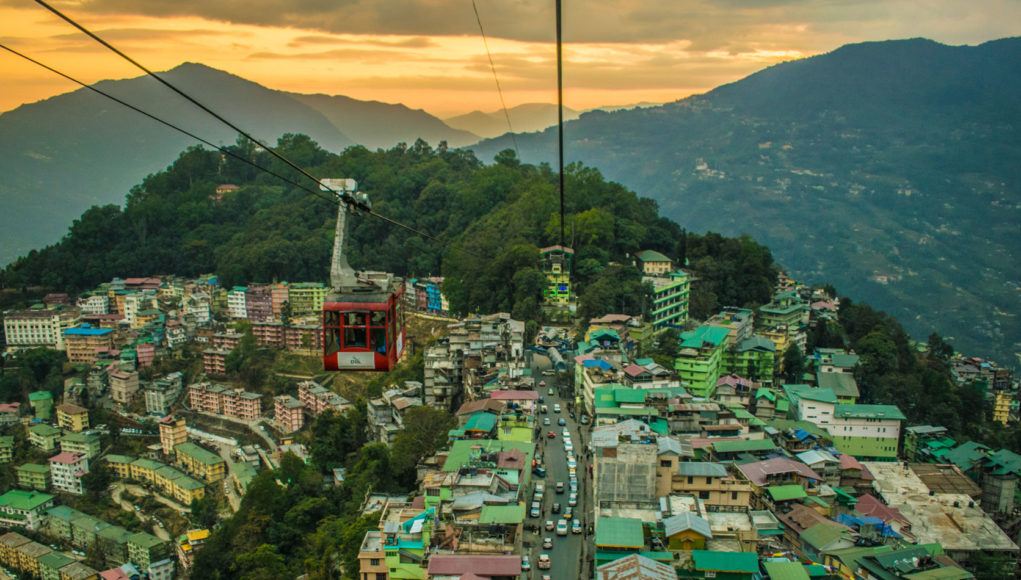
[227,288,247,319]
[184,293,211,325]
[48,452,89,495]
[2,308,81,353]
[76,294,110,315]
[828,404,905,460]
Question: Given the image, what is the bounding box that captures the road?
[525,355,591,580]
[110,482,171,541]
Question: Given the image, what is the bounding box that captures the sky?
[1,0,1018,118]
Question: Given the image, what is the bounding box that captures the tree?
[81,462,112,496]
[391,407,457,484]
[190,493,220,530]
[781,345,806,384]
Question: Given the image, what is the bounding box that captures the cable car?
[322,179,405,371]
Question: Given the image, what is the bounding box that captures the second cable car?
[321,179,405,371]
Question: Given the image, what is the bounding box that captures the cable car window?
[325,328,341,356]
[344,327,367,349]
[370,310,386,326]
[345,312,367,326]
[371,327,387,354]
[324,310,340,327]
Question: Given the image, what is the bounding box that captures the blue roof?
[64,324,112,336]
[583,359,613,371]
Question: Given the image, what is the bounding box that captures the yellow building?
[129,458,162,482]
[15,540,51,577]
[56,404,89,432]
[158,416,187,456]
[105,455,135,479]
[0,532,30,568]
[174,442,226,483]
[993,391,1011,425]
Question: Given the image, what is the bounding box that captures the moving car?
[539,381,547,387]
[565,442,574,453]
[552,502,561,514]
[538,554,551,570]
[558,418,566,426]
[546,431,556,439]
[545,520,555,531]
[568,493,577,507]
[543,537,553,549]
[547,388,554,396]
[572,519,582,534]
[556,519,569,536]
[556,481,564,493]
[521,554,531,571]
[530,501,541,518]
[553,404,561,413]
[543,417,551,425]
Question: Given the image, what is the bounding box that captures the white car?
[568,492,578,507]
[538,554,551,570]
[545,520,555,531]
[543,536,553,549]
[567,458,577,470]
[553,404,561,413]
[530,501,541,518]
[569,467,577,478]
[556,519,569,536]
[572,519,582,534]
[521,554,531,571]
[562,428,570,437]
[543,417,551,425]
[565,442,574,453]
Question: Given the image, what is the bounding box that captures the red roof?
[624,364,650,377]
[855,494,909,524]
[49,452,84,464]
[691,437,741,449]
[0,403,20,413]
[99,569,131,580]
[736,457,822,486]
[497,449,526,469]
[489,390,538,401]
[839,453,864,471]
[427,554,521,576]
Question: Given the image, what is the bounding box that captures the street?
[525,354,591,580]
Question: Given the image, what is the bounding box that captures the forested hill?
[470,37,1021,369]
[0,136,778,322]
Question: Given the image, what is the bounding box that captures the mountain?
[444,103,580,139]
[290,93,479,149]
[469,37,1021,367]
[0,63,473,267]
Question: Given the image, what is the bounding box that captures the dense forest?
[1,135,777,324]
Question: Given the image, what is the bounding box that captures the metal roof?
[676,462,728,478]
[663,512,712,539]
[595,516,645,549]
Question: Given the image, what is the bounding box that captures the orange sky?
[1,1,1017,118]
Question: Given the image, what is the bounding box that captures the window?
[660,460,672,468]
[370,559,380,566]
[699,491,710,499]
[732,491,738,500]
[687,476,693,484]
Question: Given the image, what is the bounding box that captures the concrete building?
[59,432,102,459]
[674,326,730,398]
[174,442,226,483]
[29,390,54,420]
[669,462,755,510]
[644,271,690,330]
[56,403,89,432]
[49,452,89,495]
[110,370,139,404]
[2,306,81,352]
[297,380,352,417]
[226,287,247,319]
[274,395,305,432]
[634,249,673,275]
[828,404,905,461]
[0,490,55,530]
[29,423,62,451]
[127,532,171,571]
[158,416,187,456]
[63,325,114,364]
[16,463,50,491]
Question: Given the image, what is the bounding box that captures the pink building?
[274,395,305,432]
[136,342,156,368]
[189,383,262,421]
[298,381,352,417]
[49,451,89,495]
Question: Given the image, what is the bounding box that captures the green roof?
[17,463,50,474]
[713,439,777,453]
[174,442,225,466]
[156,465,185,481]
[756,388,776,402]
[903,568,974,579]
[132,458,164,472]
[762,560,811,580]
[594,517,645,549]
[0,489,54,510]
[29,424,61,437]
[984,449,1021,476]
[767,485,808,501]
[479,505,526,524]
[692,550,759,573]
[128,531,166,549]
[29,391,53,401]
[463,413,497,433]
[614,390,648,404]
[590,328,621,342]
[230,461,258,488]
[833,404,905,421]
[177,476,206,491]
[442,439,533,472]
[800,523,848,550]
[817,372,860,399]
[636,249,672,263]
[105,454,137,465]
[680,326,730,350]
[45,505,79,522]
[97,525,133,543]
[595,406,656,417]
[38,551,74,570]
[825,545,894,572]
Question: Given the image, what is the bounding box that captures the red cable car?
[321,179,405,371]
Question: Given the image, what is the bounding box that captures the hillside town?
[0,247,1019,580]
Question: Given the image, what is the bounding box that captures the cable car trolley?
[321,179,405,371]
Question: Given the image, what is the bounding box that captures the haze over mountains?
[472,37,1021,367]
[1,38,1017,366]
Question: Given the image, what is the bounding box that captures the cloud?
[287,34,435,49]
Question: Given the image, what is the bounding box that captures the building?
[127,532,171,571]
[721,336,776,384]
[49,452,89,495]
[16,464,50,491]
[29,390,54,420]
[56,404,90,432]
[104,455,135,480]
[828,404,905,461]
[0,436,12,463]
[59,433,102,459]
[244,285,273,321]
[297,380,352,417]
[635,249,674,275]
[2,306,81,352]
[63,325,114,364]
[287,282,327,315]
[757,291,810,331]
[174,442,226,483]
[274,396,305,432]
[110,370,139,404]
[188,383,262,420]
[669,462,754,510]
[29,423,62,451]
[0,490,55,530]
[674,326,730,397]
[158,416,187,456]
[645,271,690,330]
[540,245,574,306]
[707,307,755,348]
[176,529,210,570]
[38,551,76,580]
[226,287,247,319]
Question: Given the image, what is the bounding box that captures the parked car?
[567,458,577,470]
[568,493,578,507]
[580,415,589,425]
[532,466,547,477]
[551,502,561,514]
[572,519,582,534]
[546,431,556,439]
[545,520,555,531]
[539,381,547,388]
[530,501,541,518]
[543,417,551,425]
[547,388,554,396]
[521,554,531,571]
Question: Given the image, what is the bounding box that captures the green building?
[38,551,75,580]
[0,489,55,530]
[381,508,433,579]
[722,336,776,384]
[28,423,62,452]
[16,463,50,491]
[679,550,759,579]
[829,404,906,461]
[29,391,54,420]
[59,432,102,459]
[43,505,79,541]
[645,271,690,330]
[97,525,133,564]
[675,326,730,397]
[127,531,171,570]
[594,516,645,567]
[0,436,13,464]
[757,291,809,330]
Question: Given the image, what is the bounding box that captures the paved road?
[110,483,171,540]
[525,356,591,580]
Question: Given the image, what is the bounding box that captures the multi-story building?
[270,283,289,319]
[245,285,274,321]
[274,396,305,432]
[174,442,226,483]
[424,342,460,410]
[667,462,755,509]
[757,291,810,330]
[76,293,110,315]
[164,320,187,349]
[644,271,690,330]
[0,436,12,462]
[29,390,54,420]
[2,307,81,353]
[540,245,574,306]
[828,404,905,461]
[48,452,89,495]
[158,416,187,456]
[634,249,673,275]
[177,529,210,570]
[227,287,248,319]
[297,380,352,417]
[104,455,135,480]
[721,336,776,385]
[15,464,49,491]
[287,282,327,315]
[201,348,230,376]
[674,326,729,398]
[110,370,140,404]
[785,385,837,427]
[28,424,62,451]
[56,403,89,432]
[127,532,172,571]
[222,389,262,421]
[183,292,211,325]
[145,385,172,416]
[62,324,114,364]
[0,490,54,530]
[59,433,101,459]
